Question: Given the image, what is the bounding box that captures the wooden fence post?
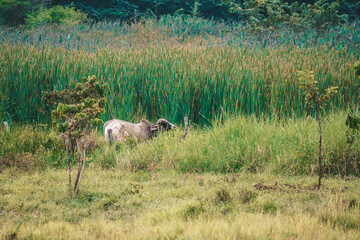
[3,121,9,132]
[181,115,189,141]
[108,128,113,146]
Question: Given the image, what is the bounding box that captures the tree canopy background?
[1,0,359,26]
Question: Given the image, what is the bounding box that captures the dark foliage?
[1,0,359,26]
[51,0,239,22]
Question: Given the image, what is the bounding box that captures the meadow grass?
[0,44,359,124]
[0,168,359,239]
[1,16,359,239]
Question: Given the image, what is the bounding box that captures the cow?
[103,118,176,143]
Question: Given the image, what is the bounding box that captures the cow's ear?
[157,119,166,127]
[150,123,158,131]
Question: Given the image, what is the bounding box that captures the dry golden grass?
[1,168,359,239]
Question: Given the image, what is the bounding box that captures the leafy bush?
[25,5,89,26]
[0,0,45,25]
[53,0,238,22]
[43,75,108,193]
[224,0,348,29]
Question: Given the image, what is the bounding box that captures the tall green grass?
[2,112,359,177]
[102,112,360,177]
[0,44,359,124]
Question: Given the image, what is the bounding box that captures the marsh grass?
[1,16,359,50]
[0,43,359,124]
[0,169,359,239]
[0,17,359,124]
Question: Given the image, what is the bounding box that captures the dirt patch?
[254,182,316,192]
[0,153,41,172]
[253,182,348,193]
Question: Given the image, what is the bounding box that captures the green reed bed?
[1,17,359,50]
[0,44,359,124]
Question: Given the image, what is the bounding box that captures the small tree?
[44,75,108,194]
[298,70,338,189]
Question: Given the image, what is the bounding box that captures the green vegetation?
[1,0,360,26]
[298,70,338,188]
[0,0,45,26]
[0,42,359,124]
[1,1,359,238]
[43,75,107,193]
[25,5,89,27]
[224,0,349,29]
[0,169,359,239]
[1,112,359,177]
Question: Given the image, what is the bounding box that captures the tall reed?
[1,43,358,124]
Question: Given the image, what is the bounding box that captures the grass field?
[1,169,359,239]
[1,17,360,239]
[1,19,360,124]
[1,112,359,177]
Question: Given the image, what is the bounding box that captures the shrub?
[298,70,338,189]
[43,75,108,194]
[224,0,348,29]
[25,5,89,26]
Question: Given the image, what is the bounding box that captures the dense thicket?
[51,0,240,22]
[52,0,360,22]
[1,0,359,26]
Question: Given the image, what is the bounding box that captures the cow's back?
[103,119,127,142]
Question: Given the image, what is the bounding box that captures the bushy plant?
[25,5,89,26]
[0,0,46,25]
[223,0,348,29]
[43,75,108,194]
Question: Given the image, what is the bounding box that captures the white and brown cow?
[103,118,175,143]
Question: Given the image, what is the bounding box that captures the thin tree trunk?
[73,140,83,193]
[74,138,87,193]
[316,110,322,190]
[67,129,72,190]
[344,128,356,180]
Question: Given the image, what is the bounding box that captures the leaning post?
[3,121,9,132]
[181,114,189,141]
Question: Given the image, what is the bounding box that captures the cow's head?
[150,118,176,133]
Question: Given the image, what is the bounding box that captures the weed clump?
[215,189,232,203]
[321,213,360,231]
[181,201,205,220]
[238,189,258,204]
[261,200,278,214]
